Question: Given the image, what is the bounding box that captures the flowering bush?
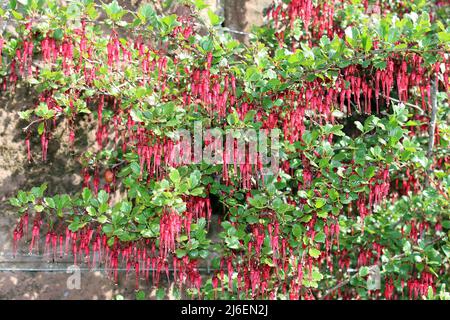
[3,0,450,299]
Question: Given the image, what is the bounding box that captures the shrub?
[3,0,449,299]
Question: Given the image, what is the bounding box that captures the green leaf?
[437,31,450,43]
[244,110,256,123]
[53,29,64,41]
[359,266,370,277]
[175,249,186,258]
[441,221,450,229]
[11,10,23,20]
[37,122,45,135]
[135,290,146,300]
[248,194,267,209]
[98,190,109,204]
[82,188,92,202]
[207,9,221,26]
[312,270,323,282]
[155,288,165,300]
[18,110,33,121]
[292,224,303,239]
[102,224,113,235]
[225,236,241,249]
[427,286,434,300]
[98,215,108,224]
[328,189,339,201]
[130,162,141,176]
[162,102,175,115]
[86,4,99,19]
[103,0,126,22]
[189,170,201,188]
[309,247,321,258]
[389,127,404,145]
[314,231,326,243]
[194,0,208,10]
[160,14,178,30]
[9,0,17,10]
[315,198,326,209]
[138,3,155,22]
[361,34,373,52]
[245,66,261,82]
[345,26,359,47]
[355,121,364,133]
[120,201,132,214]
[44,197,55,209]
[365,166,376,179]
[69,220,86,232]
[317,210,328,219]
[169,169,181,184]
[9,197,20,207]
[86,206,96,216]
[302,130,312,146]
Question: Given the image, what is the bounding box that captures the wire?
[218,27,251,36]
[0,252,214,273]
[0,266,213,273]
[0,8,254,38]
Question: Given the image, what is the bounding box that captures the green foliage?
[2,0,449,300]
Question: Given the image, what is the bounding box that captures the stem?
[320,273,354,299]
[111,159,126,169]
[22,118,44,132]
[380,94,424,114]
[320,236,445,299]
[22,113,62,132]
[425,75,438,187]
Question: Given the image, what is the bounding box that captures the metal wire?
[0,252,214,273]
[0,8,253,37]
[218,27,252,36]
[0,267,213,273]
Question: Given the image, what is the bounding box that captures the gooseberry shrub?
[3,0,450,299]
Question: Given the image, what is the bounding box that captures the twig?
[429,177,450,201]
[425,75,438,187]
[22,113,63,132]
[321,275,353,298]
[320,236,446,299]
[22,117,44,132]
[380,94,424,114]
[111,160,126,169]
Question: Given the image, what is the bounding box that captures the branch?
[380,94,425,114]
[320,273,355,299]
[429,177,450,201]
[111,160,126,169]
[22,118,44,132]
[425,75,438,187]
[22,113,63,132]
[320,236,446,299]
